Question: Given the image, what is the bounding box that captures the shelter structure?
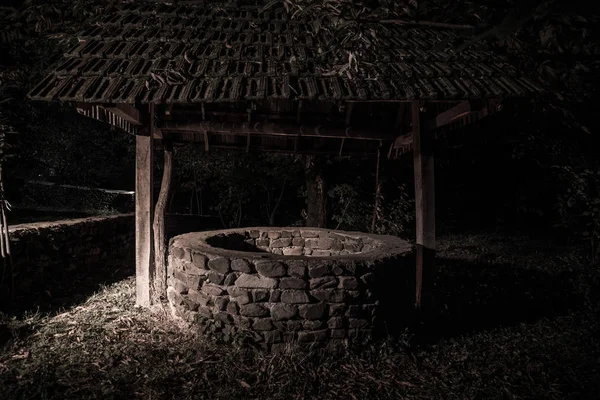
[28,0,544,309]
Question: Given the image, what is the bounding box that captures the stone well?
[167,227,413,351]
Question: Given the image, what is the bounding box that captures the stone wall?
[167,228,413,351]
[3,214,134,304]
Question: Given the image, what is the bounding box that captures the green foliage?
[552,165,600,261]
[0,93,16,167]
[0,0,596,242]
[17,182,132,214]
[328,183,366,230]
[7,104,135,189]
[0,1,137,216]
[172,147,304,227]
[372,185,414,236]
[328,181,413,236]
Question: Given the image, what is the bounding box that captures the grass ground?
[1,233,599,399]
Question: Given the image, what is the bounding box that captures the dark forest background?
[0,0,598,261]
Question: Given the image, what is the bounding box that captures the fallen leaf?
[12,351,30,360]
[239,379,251,389]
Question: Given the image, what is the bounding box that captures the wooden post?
[135,104,155,306]
[153,140,173,301]
[412,101,435,309]
[304,155,327,228]
[371,141,382,233]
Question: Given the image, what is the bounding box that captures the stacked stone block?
[4,214,134,300]
[167,228,412,351]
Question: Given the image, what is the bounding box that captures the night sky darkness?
[0,1,598,399]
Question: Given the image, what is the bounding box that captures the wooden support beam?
[159,121,397,141]
[304,155,327,228]
[296,100,303,124]
[371,141,382,232]
[412,101,435,310]
[153,140,172,301]
[135,103,155,307]
[394,103,405,129]
[376,19,475,30]
[345,102,354,126]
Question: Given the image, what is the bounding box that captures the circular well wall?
[167,227,413,351]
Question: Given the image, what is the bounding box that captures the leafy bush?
[172,147,304,228]
[328,182,414,236]
[371,185,414,237]
[17,182,133,214]
[553,165,600,261]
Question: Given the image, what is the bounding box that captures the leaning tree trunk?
[152,141,173,301]
[304,155,327,228]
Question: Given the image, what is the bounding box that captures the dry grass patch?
[1,233,599,399]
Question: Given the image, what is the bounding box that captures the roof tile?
[28,2,544,103]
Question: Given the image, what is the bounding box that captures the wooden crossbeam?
[426,101,471,130]
[391,99,499,155]
[425,100,493,131]
[158,121,397,141]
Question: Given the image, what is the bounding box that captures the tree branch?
[335,198,352,230]
[269,177,287,226]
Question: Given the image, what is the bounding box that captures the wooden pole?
[153,140,173,301]
[0,167,13,301]
[412,101,435,309]
[135,104,155,307]
[371,141,382,233]
[304,155,327,228]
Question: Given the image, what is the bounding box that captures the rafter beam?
[105,106,143,126]
[425,100,493,131]
[391,99,500,154]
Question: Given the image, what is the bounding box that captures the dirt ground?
[1,232,599,399]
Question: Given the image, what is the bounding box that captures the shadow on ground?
[378,257,583,345]
[1,215,222,318]
[1,258,135,317]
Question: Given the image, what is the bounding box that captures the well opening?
[204,228,381,256]
[167,227,413,351]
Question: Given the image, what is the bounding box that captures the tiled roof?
[28,2,545,104]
